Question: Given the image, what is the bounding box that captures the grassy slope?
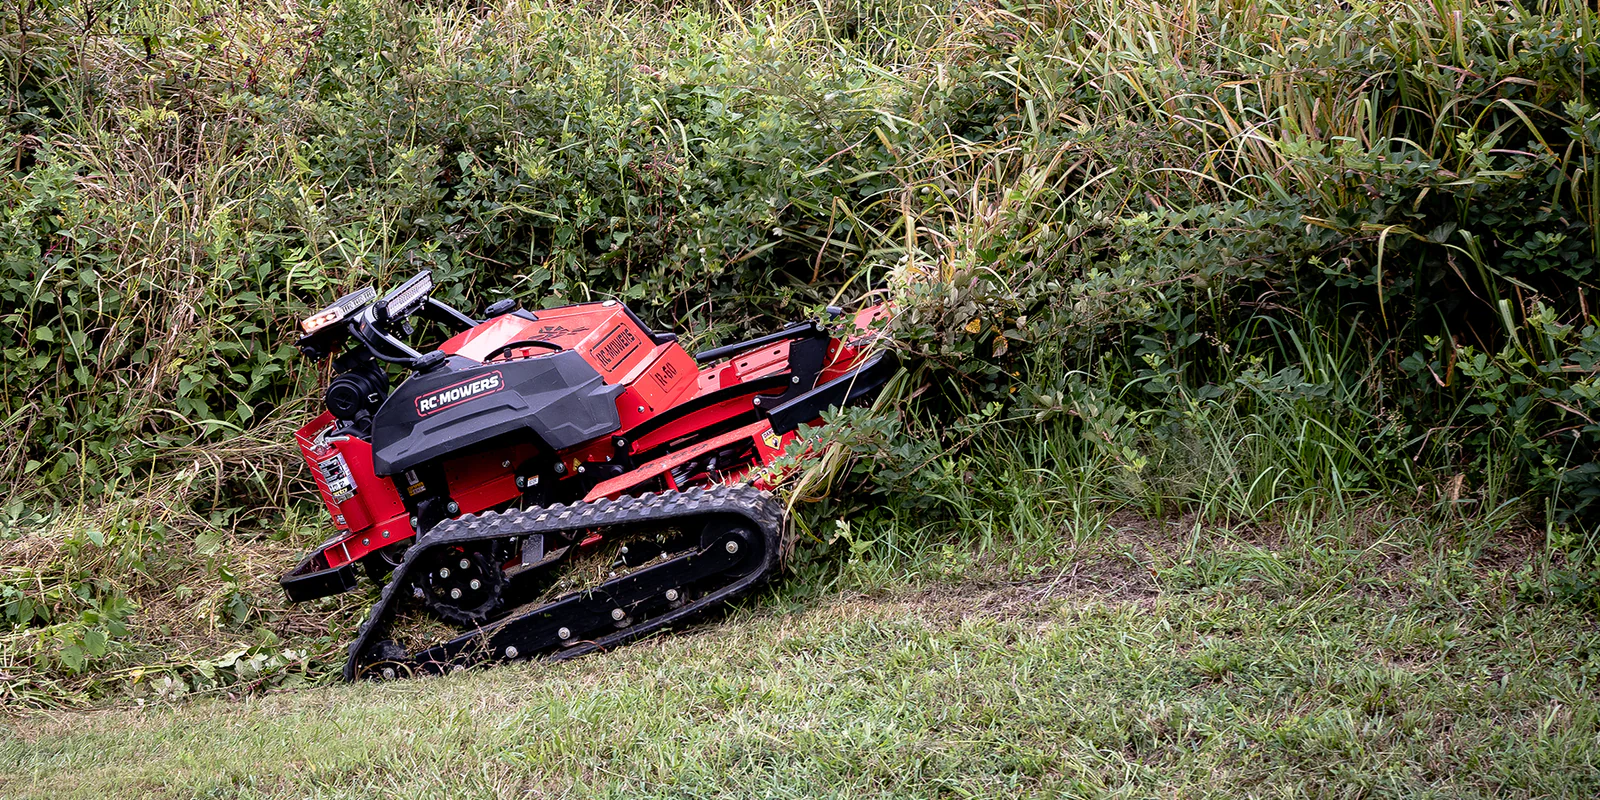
[3,2,1599,794]
[5,524,1598,799]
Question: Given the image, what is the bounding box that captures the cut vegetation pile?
[1,0,1597,758]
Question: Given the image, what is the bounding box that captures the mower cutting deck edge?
[281,271,895,679]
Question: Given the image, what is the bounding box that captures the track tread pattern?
[343,484,785,680]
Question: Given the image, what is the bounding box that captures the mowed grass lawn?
[4,528,1599,800]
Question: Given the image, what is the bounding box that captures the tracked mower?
[281,270,894,679]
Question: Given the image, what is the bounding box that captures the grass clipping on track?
[528,526,690,604]
[384,527,689,657]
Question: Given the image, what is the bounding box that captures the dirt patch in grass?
[828,557,1160,631]
[1091,504,1557,613]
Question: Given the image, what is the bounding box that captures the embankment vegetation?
[1,0,1598,726]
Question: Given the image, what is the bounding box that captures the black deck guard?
[279,549,358,603]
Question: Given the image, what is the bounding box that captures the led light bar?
[381,270,434,322]
[301,286,377,334]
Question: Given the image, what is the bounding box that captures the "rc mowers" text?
[416,371,504,416]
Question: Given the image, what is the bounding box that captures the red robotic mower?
[281,270,894,679]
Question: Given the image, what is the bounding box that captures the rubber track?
[342,484,785,680]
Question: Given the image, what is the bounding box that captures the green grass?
[5,510,1598,799]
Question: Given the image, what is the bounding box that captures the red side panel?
[579,314,652,381]
[296,413,412,568]
[619,342,698,413]
[583,419,795,502]
[441,441,538,515]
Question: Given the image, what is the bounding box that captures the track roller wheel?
[354,640,415,681]
[413,545,506,626]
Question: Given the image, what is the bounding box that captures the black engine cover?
[369,352,624,476]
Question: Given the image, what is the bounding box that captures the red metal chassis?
[294,303,889,573]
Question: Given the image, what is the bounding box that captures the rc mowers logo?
[591,323,641,371]
[416,371,504,416]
